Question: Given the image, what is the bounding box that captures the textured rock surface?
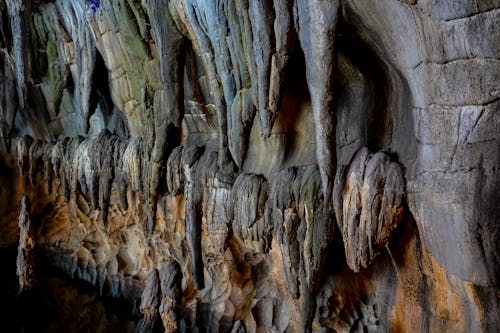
[16,195,35,294]
[335,147,405,272]
[0,0,498,332]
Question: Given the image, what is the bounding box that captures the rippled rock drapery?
[0,0,498,332]
[335,147,405,273]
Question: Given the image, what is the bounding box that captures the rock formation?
[335,147,405,272]
[16,195,35,294]
[136,268,161,333]
[0,0,498,332]
[158,260,183,332]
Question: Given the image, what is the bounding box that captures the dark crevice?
[336,21,392,152]
[0,9,11,51]
[88,50,115,130]
[277,43,310,162]
[65,70,75,92]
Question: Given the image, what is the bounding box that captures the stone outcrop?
[0,0,498,332]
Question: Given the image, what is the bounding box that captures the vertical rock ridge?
[136,268,161,332]
[5,0,29,111]
[296,0,340,200]
[16,195,35,294]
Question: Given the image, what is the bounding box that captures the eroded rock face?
[0,0,498,332]
[335,147,405,272]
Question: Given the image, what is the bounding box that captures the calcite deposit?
[0,0,498,332]
[16,195,35,294]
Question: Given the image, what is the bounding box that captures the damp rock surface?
[0,0,498,332]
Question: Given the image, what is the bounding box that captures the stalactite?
[15,132,138,225]
[227,89,255,168]
[144,0,185,128]
[145,1,185,214]
[53,0,97,133]
[5,0,29,111]
[114,139,129,211]
[225,0,256,167]
[27,139,43,188]
[123,137,145,194]
[0,48,17,152]
[97,131,118,224]
[296,0,340,200]
[179,0,234,173]
[249,0,274,137]
[268,0,293,114]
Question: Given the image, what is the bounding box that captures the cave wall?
[0,0,498,332]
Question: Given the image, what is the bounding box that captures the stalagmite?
[136,269,161,333]
[269,166,334,331]
[277,208,300,299]
[159,260,183,332]
[17,195,34,293]
[182,144,205,289]
[204,172,232,256]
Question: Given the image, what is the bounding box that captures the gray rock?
[336,148,405,272]
[0,0,498,332]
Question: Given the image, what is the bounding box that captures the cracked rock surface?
[0,0,498,332]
